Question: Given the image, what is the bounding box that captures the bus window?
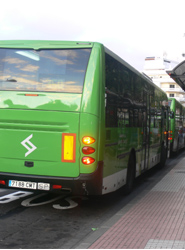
[120,65,132,97]
[133,109,139,127]
[129,110,133,127]
[0,48,91,93]
[134,76,143,102]
[138,110,143,127]
[105,53,119,93]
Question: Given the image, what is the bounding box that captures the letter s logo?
[21,134,37,157]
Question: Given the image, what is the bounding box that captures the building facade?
[143,56,185,106]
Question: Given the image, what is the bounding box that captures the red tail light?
[0,180,5,185]
[82,156,95,165]
[52,184,62,189]
[168,131,173,140]
[82,146,95,155]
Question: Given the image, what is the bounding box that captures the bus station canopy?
[167,60,185,91]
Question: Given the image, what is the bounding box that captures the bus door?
[141,92,150,172]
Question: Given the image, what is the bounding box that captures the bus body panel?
[0,109,81,177]
[0,92,82,111]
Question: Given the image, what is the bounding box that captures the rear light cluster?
[61,133,96,165]
[168,130,173,141]
[82,136,95,165]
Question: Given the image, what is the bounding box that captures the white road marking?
[21,193,66,207]
[0,191,86,210]
[53,196,88,210]
[0,191,33,203]
[53,197,78,210]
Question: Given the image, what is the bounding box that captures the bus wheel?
[124,152,136,195]
[159,144,167,168]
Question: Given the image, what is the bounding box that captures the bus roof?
[0,40,95,49]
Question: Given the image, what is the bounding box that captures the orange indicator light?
[82,136,95,145]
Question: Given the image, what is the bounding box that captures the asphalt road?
[0,151,183,249]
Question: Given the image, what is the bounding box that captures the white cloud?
[0,0,185,70]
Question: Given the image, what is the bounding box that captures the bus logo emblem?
[21,134,37,157]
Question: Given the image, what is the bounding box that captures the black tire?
[125,153,136,195]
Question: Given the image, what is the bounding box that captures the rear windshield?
[168,100,172,107]
[0,48,91,93]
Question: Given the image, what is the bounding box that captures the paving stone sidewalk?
[76,154,185,249]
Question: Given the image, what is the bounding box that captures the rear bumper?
[0,161,103,195]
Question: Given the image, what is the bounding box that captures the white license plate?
[8,180,50,191]
[38,182,50,191]
[9,180,37,190]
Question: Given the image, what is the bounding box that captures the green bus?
[168,98,185,155]
[0,41,169,195]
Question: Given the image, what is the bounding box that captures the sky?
[1,0,185,71]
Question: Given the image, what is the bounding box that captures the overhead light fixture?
[16,50,40,61]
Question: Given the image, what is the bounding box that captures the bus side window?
[129,110,133,127]
[125,111,129,127]
[156,110,162,129]
[105,93,118,127]
[134,76,143,102]
[134,109,138,127]
[105,54,119,93]
[138,110,142,127]
[151,115,155,128]
[105,54,119,128]
[119,64,134,99]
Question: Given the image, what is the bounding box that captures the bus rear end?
[0,41,104,195]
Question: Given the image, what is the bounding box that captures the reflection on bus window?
[0,48,91,93]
